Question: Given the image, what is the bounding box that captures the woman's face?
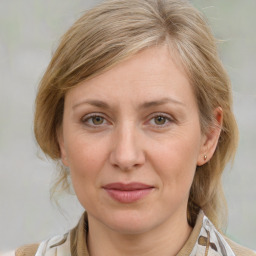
[59,45,209,234]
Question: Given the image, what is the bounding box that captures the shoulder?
[13,212,88,256]
[14,232,69,256]
[225,236,256,256]
[14,244,39,256]
[183,211,256,256]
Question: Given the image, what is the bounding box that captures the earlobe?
[57,127,69,167]
[197,107,223,166]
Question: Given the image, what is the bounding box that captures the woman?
[13,0,255,255]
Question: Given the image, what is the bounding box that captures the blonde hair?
[34,0,238,230]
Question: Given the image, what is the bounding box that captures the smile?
[102,183,154,203]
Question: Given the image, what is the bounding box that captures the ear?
[197,107,223,166]
[57,126,69,167]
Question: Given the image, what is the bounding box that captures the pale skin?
[58,45,222,256]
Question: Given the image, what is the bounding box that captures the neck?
[87,212,192,256]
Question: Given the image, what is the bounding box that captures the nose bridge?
[110,120,144,170]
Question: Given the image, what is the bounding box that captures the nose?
[109,124,145,171]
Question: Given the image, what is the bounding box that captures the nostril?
[109,149,145,171]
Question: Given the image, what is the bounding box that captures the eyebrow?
[72,97,185,110]
[139,97,185,109]
[72,99,110,110]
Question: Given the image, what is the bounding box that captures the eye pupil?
[155,116,166,125]
[93,116,104,125]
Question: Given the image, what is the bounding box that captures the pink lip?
[102,183,154,203]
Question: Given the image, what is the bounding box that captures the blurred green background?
[0,0,255,252]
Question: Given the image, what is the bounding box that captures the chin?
[101,208,158,235]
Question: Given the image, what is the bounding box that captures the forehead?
[65,45,195,109]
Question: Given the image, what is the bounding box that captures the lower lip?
[104,188,153,203]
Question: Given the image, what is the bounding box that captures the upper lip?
[102,182,154,191]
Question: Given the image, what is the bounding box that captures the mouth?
[102,182,154,203]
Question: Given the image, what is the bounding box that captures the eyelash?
[81,113,174,129]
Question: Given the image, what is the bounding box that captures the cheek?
[149,131,201,190]
[66,137,110,209]
[65,134,109,189]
